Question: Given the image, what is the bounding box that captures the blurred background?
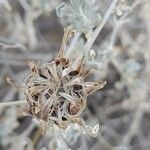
[0,0,149,150]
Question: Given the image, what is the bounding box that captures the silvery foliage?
[56,0,102,34]
[46,125,80,150]
[0,107,19,148]
[122,59,141,77]
[0,107,18,139]
[59,125,80,145]
[115,59,141,89]
[112,146,129,150]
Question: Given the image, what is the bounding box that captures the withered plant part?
[24,27,106,137]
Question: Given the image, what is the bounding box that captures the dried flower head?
[8,27,106,137]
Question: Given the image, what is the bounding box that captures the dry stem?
[0,100,27,108]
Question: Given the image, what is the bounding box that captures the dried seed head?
[6,27,106,137]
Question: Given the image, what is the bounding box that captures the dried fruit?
[23,27,106,136]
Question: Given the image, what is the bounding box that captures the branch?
[84,0,118,51]
[0,100,27,108]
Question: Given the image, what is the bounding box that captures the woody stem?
[0,100,27,108]
[85,0,118,51]
[58,27,73,59]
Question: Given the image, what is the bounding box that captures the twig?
[66,32,81,57]
[97,131,113,150]
[0,100,27,108]
[121,108,143,146]
[84,0,118,51]
[0,42,26,50]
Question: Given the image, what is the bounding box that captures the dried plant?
[23,27,106,137]
[0,0,149,150]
